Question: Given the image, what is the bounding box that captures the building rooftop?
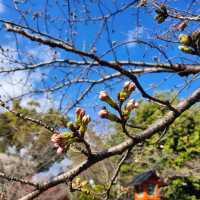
[130,170,159,186]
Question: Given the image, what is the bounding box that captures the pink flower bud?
[76,107,85,120]
[127,99,139,111]
[75,107,82,115]
[98,108,108,118]
[51,133,64,143]
[57,146,64,154]
[134,101,139,108]
[53,143,59,148]
[82,115,91,124]
[123,81,135,92]
[128,82,136,92]
[99,91,118,109]
[79,109,85,118]
[99,91,108,101]
[124,81,131,90]
[127,99,135,110]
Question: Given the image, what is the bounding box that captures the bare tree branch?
[18,86,200,200]
[1,59,200,75]
[3,21,178,110]
[104,148,132,200]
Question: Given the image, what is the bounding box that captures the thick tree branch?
[3,22,178,110]
[18,87,200,200]
[1,59,200,74]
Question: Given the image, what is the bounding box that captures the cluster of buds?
[127,99,139,110]
[67,107,91,137]
[118,81,136,102]
[98,107,120,122]
[51,108,91,154]
[98,81,139,123]
[178,29,200,55]
[51,108,90,154]
[122,99,139,120]
[51,132,70,154]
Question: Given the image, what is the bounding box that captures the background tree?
[107,93,200,199]
[0,0,199,199]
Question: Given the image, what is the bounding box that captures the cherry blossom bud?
[76,107,85,118]
[82,115,91,125]
[56,146,64,154]
[98,108,109,118]
[126,99,135,110]
[79,109,85,118]
[99,108,120,122]
[123,81,135,92]
[99,91,109,101]
[75,107,86,123]
[128,82,136,92]
[123,81,131,90]
[99,91,118,109]
[75,107,82,115]
[53,143,59,148]
[127,99,139,111]
[134,101,139,108]
[51,133,64,143]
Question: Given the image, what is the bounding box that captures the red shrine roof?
[130,170,159,186]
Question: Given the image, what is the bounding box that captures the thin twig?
[17,87,200,200]
[104,148,132,200]
[0,172,40,188]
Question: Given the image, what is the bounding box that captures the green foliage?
[0,99,68,170]
[163,177,200,200]
[72,177,105,200]
[0,94,199,200]
[107,93,200,199]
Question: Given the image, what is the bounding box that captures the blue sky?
[0,0,199,120]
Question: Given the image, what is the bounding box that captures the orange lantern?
[131,170,161,200]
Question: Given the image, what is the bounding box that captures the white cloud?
[32,158,71,182]
[0,45,32,100]
[0,44,60,112]
[0,0,5,13]
[0,71,32,99]
[21,94,59,113]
